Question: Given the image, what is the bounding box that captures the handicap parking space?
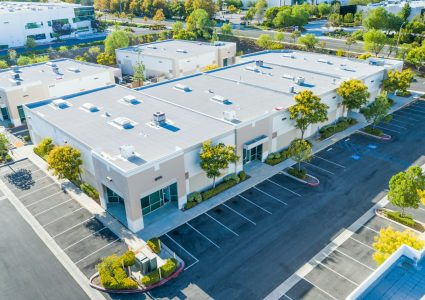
[0,158,129,281]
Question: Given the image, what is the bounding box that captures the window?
[73,7,95,22]
[106,187,124,204]
[27,34,46,41]
[1,107,10,121]
[17,105,26,123]
[140,183,177,216]
[25,21,43,29]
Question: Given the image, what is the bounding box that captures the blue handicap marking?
[367,144,377,149]
[351,154,361,160]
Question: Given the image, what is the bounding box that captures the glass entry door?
[243,144,263,165]
[141,182,178,216]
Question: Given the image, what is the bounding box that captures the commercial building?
[24,50,402,232]
[358,0,425,20]
[0,59,121,125]
[0,2,97,48]
[115,40,237,80]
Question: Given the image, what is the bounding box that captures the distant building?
[0,2,98,48]
[241,0,350,8]
[115,40,237,81]
[24,51,401,232]
[0,59,121,125]
[357,0,425,20]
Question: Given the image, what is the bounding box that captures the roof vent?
[67,67,80,73]
[294,76,305,85]
[52,99,70,109]
[211,95,232,105]
[146,45,157,49]
[122,95,140,105]
[120,145,136,159]
[282,74,294,80]
[174,84,191,92]
[318,59,332,65]
[282,53,295,59]
[223,110,237,122]
[45,61,56,67]
[153,112,166,126]
[113,117,133,129]
[81,102,99,112]
[176,49,187,53]
[255,60,264,67]
[289,86,295,93]
[10,72,20,80]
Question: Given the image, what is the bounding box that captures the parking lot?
[150,100,425,300]
[0,159,128,280]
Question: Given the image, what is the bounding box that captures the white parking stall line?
[393,112,421,122]
[9,161,34,169]
[18,182,57,198]
[282,294,293,300]
[302,277,338,300]
[205,212,239,236]
[238,194,272,215]
[33,198,74,217]
[164,233,199,271]
[408,103,425,111]
[313,155,345,168]
[389,118,410,125]
[9,174,50,192]
[25,191,63,207]
[43,207,84,227]
[53,217,95,238]
[186,223,220,249]
[374,125,402,134]
[362,225,379,233]
[334,249,375,271]
[64,227,108,251]
[381,122,406,130]
[266,179,301,197]
[402,107,425,116]
[302,161,334,175]
[75,238,120,265]
[222,203,256,225]
[318,262,359,286]
[395,111,423,121]
[254,186,288,205]
[349,236,374,250]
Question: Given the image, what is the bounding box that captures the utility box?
[135,249,158,273]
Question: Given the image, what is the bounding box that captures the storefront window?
[25,21,43,29]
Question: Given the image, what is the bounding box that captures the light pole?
[396,21,406,49]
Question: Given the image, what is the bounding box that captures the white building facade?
[0,2,97,48]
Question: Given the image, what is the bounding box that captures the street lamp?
[396,21,407,49]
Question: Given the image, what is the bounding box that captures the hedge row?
[80,182,99,200]
[363,126,383,137]
[185,171,247,209]
[97,251,138,290]
[287,168,306,180]
[141,258,178,287]
[385,210,416,228]
[147,238,161,254]
[319,117,357,140]
[265,149,291,166]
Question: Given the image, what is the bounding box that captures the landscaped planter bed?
[318,117,358,140]
[359,126,391,141]
[376,208,425,233]
[282,167,320,186]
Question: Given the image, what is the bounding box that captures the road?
[0,194,91,300]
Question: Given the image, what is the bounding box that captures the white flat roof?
[0,1,88,14]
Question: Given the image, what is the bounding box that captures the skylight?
[122,95,141,105]
[174,84,191,92]
[113,117,134,129]
[52,99,70,109]
[81,102,99,112]
[211,95,232,105]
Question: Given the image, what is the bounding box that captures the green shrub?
[141,269,160,286]
[5,154,12,162]
[239,171,247,181]
[319,117,357,140]
[202,179,238,201]
[363,126,383,136]
[23,135,31,142]
[97,253,138,290]
[287,168,306,179]
[33,137,54,158]
[120,251,136,267]
[223,173,240,184]
[265,149,290,166]
[187,192,202,203]
[147,238,161,254]
[385,210,416,227]
[80,183,99,200]
[160,258,178,278]
[185,201,197,209]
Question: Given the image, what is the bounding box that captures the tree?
[84,46,101,63]
[153,8,165,23]
[289,90,329,140]
[317,3,331,17]
[361,93,391,129]
[96,52,116,65]
[290,30,301,43]
[132,60,145,86]
[220,23,233,35]
[245,7,256,23]
[192,0,217,18]
[373,227,424,265]
[343,13,354,23]
[388,166,425,217]
[274,32,285,43]
[363,7,389,30]
[363,29,387,57]
[288,139,312,173]
[298,34,318,49]
[256,34,273,49]
[104,30,130,55]
[382,69,413,95]
[172,21,184,34]
[0,60,8,69]
[47,145,83,182]
[405,43,425,71]
[25,37,37,49]
[337,79,370,111]
[0,134,9,160]
[254,0,267,23]
[186,8,214,39]
[199,141,239,188]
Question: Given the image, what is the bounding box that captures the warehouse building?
[24,50,402,232]
[0,59,121,126]
[115,39,237,81]
[0,2,97,48]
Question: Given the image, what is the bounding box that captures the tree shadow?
[4,168,35,190]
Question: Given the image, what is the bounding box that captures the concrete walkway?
[139,93,419,240]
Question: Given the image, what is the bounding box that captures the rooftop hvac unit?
[282,53,295,59]
[174,84,191,92]
[8,78,21,86]
[67,67,80,73]
[52,66,60,73]
[289,86,295,93]
[282,74,294,80]
[120,145,135,159]
[211,95,230,104]
[223,110,236,121]
[52,99,69,109]
[11,65,20,73]
[317,59,332,64]
[255,60,264,67]
[122,95,139,104]
[113,117,132,128]
[81,102,98,112]
[10,72,20,80]
[153,112,166,126]
[368,59,385,66]
[45,61,56,67]
[294,76,305,85]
